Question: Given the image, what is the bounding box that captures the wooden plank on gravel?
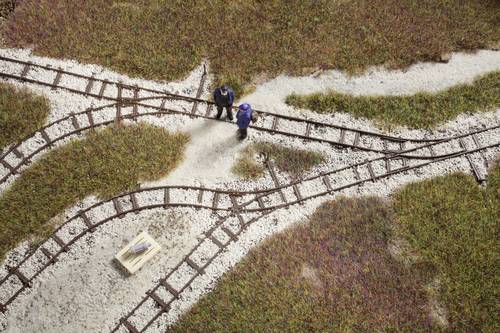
[161,280,180,299]
[353,166,361,180]
[208,234,224,248]
[305,123,312,137]
[79,211,95,232]
[20,63,30,78]
[12,147,23,159]
[293,184,302,200]
[212,192,220,209]
[164,188,170,207]
[51,68,63,89]
[339,129,346,144]
[8,267,31,287]
[266,161,287,202]
[113,198,124,217]
[52,234,68,252]
[428,146,436,157]
[40,129,52,146]
[86,108,95,126]
[221,226,238,242]
[41,247,58,264]
[271,117,279,130]
[1,159,16,174]
[85,76,95,95]
[70,112,80,130]
[205,103,213,117]
[256,196,266,209]
[147,291,170,312]
[160,98,167,110]
[98,81,108,99]
[353,132,361,147]
[117,83,123,100]
[130,193,139,210]
[366,161,376,181]
[322,175,332,191]
[229,195,239,211]
[385,159,391,172]
[132,86,139,116]
[471,134,480,148]
[235,213,245,227]
[185,257,205,274]
[120,318,140,333]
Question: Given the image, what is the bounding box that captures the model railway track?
[0,97,496,190]
[1,125,497,317]
[0,55,498,326]
[111,139,499,333]
[0,185,265,314]
[0,55,453,156]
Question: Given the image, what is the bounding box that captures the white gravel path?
[0,47,499,333]
[244,49,500,138]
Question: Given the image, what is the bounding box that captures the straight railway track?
[0,55,455,157]
[0,98,495,189]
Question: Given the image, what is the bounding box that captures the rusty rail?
[0,97,497,189]
[0,55,458,157]
[111,139,499,333]
[0,127,497,317]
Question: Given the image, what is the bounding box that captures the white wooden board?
[115,231,161,275]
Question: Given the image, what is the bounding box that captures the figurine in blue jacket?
[213,85,235,120]
[236,103,258,140]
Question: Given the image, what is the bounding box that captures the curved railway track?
[0,54,498,330]
[1,95,495,189]
[0,54,456,158]
[112,135,499,333]
[0,124,497,319]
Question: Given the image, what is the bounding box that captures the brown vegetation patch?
[3,0,499,95]
[171,197,436,332]
[0,82,50,148]
[0,123,189,260]
[232,142,325,180]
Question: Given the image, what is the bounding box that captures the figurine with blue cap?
[236,103,258,140]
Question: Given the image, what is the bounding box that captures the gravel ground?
[0,47,499,332]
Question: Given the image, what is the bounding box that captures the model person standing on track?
[236,103,258,140]
[213,85,235,120]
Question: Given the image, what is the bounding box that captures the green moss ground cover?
[286,71,500,129]
[0,82,50,148]
[0,123,189,260]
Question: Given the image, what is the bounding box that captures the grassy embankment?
[286,71,500,129]
[0,82,50,148]
[171,162,499,332]
[0,0,16,20]
[0,123,189,260]
[232,142,325,180]
[3,0,499,95]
